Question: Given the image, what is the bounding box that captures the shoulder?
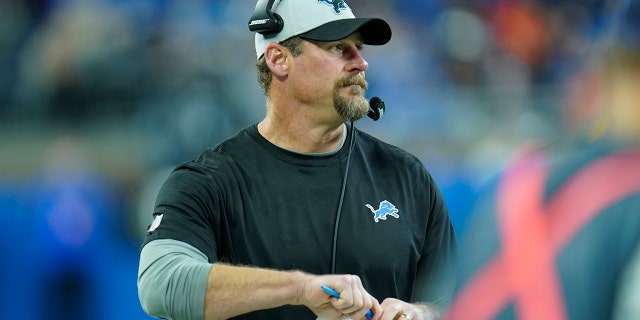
[152,127,260,201]
[357,129,422,163]
[173,125,261,178]
[356,129,429,174]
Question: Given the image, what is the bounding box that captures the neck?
[257,109,347,153]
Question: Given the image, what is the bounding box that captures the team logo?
[365,200,399,223]
[318,0,349,14]
[147,214,163,233]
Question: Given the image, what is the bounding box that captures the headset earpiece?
[248,0,284,36]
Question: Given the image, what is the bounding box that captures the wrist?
[290,270,312,306]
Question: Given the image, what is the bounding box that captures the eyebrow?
[311,37,365,49]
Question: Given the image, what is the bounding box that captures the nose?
[347,48,369,73]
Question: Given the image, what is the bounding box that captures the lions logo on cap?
[318,0,349,14]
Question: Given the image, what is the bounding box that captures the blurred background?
[0,0,637,319]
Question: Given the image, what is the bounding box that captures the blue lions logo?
[365,200,400,223]
[318,0,349,14]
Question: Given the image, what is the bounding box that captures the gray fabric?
[138,239,213,320]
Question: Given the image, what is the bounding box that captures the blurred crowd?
[0,0,638,319]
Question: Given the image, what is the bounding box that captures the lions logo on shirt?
[365,200,399,223]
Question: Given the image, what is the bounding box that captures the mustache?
[335,76,369,90]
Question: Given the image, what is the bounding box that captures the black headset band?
[248,0,284,35]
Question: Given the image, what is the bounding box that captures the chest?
[221,159,426,275]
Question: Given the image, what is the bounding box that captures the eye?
[330,44,345,53]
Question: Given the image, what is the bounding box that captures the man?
[446,44,640,320]
[137,1,457,319]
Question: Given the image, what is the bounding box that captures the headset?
[248,0,284,36]
[249,0,387,274]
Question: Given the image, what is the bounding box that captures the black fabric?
[143,124,457,319]
[299,18,392,45]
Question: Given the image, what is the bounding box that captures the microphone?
[367,96,385,121]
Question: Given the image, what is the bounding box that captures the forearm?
[139,241,377,319]
[204,264,383,320]
[204,263,310,319]
[138,240,212,320]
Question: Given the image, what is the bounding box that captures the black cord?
[330,121,356,274]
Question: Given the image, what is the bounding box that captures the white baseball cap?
[250,0,392,59]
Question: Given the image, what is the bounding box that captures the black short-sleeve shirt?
[143,124,457,319]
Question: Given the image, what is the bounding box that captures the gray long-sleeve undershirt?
[138,239,213,320]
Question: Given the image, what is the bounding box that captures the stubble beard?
[333,76,369,121]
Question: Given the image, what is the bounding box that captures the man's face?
[292,33,370,121]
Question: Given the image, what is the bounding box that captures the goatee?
[333,76,369,121]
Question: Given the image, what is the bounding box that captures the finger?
[347,279,366,314]
[378,299,404,320]
[361,293,377,318]
[369,297,382,320]
[394,313,413,320]
[346,293,377,320]
[332,276,362,314]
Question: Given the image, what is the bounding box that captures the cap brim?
[298,18,391,45]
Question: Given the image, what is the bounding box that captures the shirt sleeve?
[143,162,224,261]
[412,173,458,307]
[138,239,213,320]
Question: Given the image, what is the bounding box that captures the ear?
[264,43,289,78]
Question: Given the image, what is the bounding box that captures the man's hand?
[299,274,381,320]
[373,298,442,320]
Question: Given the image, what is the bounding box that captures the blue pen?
[321,285,373,320]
